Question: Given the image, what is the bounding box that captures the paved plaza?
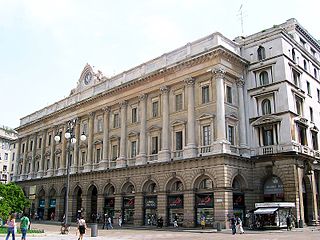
[1,223,320,240]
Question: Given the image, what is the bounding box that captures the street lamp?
[55,119,86,233]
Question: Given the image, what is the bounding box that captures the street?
[2,223,319,240]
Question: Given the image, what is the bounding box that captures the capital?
[119,100,128,108]
[212,67,226,79]
[89,112,95,118]
[236,77,245,87]
[139,93,148,101]
[184,77,195,86]
[102,106,111,113]
[160,85,170,94]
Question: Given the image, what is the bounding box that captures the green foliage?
[0,226,44,234]
[0,183,30,220]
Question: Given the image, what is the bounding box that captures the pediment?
[295,117,309,127]
[148,125,162,132]
[94,139,103,145]
[54,149,62,155]
[197,113,215,121]
[45,151,51,157]
[171,120,186,127]
[226,112,238,121]
[128,131,139,137]
[252,115,282,126]
[109,135,120,141]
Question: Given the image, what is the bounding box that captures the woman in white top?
[77,216,87,240]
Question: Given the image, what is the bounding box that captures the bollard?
[91,223,98,237]
[298,219,304,228]
[216,222,221,231]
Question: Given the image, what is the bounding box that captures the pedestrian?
[230,216,236,235]
[77,216,87,240]
[107,216,113,229]
[200,216,206,229]
[286,215,292,231]
[102,214,107,229]
[173,214,178,228]
[5,214,16,240]
[20,213,30,240]
[236,216,244,234]
[118,215,122,227]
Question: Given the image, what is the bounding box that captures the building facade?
[14,19,320,228]
[0,125,18,183]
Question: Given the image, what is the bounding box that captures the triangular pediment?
[252,115,282,126]
[171,120,186,126]
[109,135,120,141]
[148,125,162,132]
[94,139,103,145]
[197,113,215,121]
[226,112,238,121]
[128,131,139,137]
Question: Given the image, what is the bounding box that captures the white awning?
[254,207,278,215]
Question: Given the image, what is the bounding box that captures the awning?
[254,207,278,215]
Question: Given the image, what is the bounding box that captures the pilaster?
[136,94,148,165]
[117,101,128,168]
[101,107,110,169]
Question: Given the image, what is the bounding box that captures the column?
[237,78,247,147]
[136,94,148,165]
[84,112,94,172]
[310,171,319,225]
[158,86,171,162]
[101,107,110,169]
[30,136,37,179]
[117,101,127,168]
[297,166,305,226]
[13,139,21,181]
[48,128,56,177]
[58,125,67,175]
[39,130,47,177]
[71,119,80,173]
[183,190,195,227]
[213,68,230,153]
[134,192,143,225]
[22,138,29,178]
[184,77,197,158]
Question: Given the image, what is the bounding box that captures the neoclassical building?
[14,18,320,228]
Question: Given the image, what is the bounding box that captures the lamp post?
[55,119,86,233]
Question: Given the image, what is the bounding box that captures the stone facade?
[14,19,320,228]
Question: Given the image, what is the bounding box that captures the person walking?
[200,215,206,229]
[20,213,30,240]
[236,216,244,234]
[286,215,292,231]
[230,216,236,235]
[118,215,122,227]
[102,214,107,229]
[5,214,16,240]
[107,216,113,229]
[77,216,87,240]
[173,214,178,228]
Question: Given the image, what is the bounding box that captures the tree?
[0,183,30,220]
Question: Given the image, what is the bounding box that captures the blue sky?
[0,0,319,128]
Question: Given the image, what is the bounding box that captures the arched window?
[262,99,271,115]
[257,46,266,60]
[314,68,318,79]
[171,181,183,192]
[292,49,296,62]
[199,178,213,190]
[303,60,308,71]
[259,71,269,86]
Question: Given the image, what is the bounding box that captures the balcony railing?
[199,145,212,155]
[127,158,136,166]
[172,150,183,159]
[148,154,158,162]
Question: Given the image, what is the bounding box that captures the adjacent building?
[0,125,18,183]
[14,18,320,228]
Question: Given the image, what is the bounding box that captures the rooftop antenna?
[237,3,245,36]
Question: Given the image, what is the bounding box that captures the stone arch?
[302,175,313,225]
[142,179,158,194]
[192,173,216,190]
[103,183,116,196]
[165,176,185,192]
[37,186,46,197]
[121,181,136,194]
[230,173,248,190]
[72,185,83,221]
[262,174,284,202]
[87,184,98,222]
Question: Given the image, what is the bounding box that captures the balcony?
[199,145,212,155]
[127,158,136,166]
[253,145,279,155]
[172,150,183,160]
[148,154,158,162]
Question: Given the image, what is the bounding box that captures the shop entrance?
[195,193,214,226]
[123,196,135,224]
[144,196,157,225]
[167,195,184,226]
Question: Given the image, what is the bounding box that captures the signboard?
[29,185,36,195]
[49,199,56,208]
[233,193,244,208]
[29,195,35,200]
[264,176,284,195]
[123,197,135,208]
[39,199,45,208]
[144,196,157,208]
[196,194,214,208]
[168,195,183,208]
[105,197,115,208]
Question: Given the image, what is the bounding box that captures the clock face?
[84,72,92,85]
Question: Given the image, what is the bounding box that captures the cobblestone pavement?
[1,223,320,240]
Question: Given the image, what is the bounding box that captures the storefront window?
[195,193,214,226]
[168,195,184,226]
[264,176,284,202]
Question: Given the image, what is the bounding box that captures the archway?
[263,175,284,202]
[142,180,158,226]
[73,186,83,221]
[121,182,135,225]
[60,187,66,221]
[166,178,184,227]
[48,188,57,220]
[302,177,312,224]
[88,185,98,222]
[37,189,46,220]
[104,184,115,219]
[232,175,246,222]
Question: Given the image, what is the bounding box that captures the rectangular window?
[83,123,88,135]
[22,143,25,153]
[152,101,159,117]
[262,126,274,146]
[151,136,159,154]
[175,94,183,111]
[48,134,52,146]
[12,152,15,161]
[298,125,307,146]
[96,148,101,163]
[318,89,320,102]
[307,81,311,95]
[97,118,103,132]
[293,70,300,86]
[295,96,303,116]
[311,48,316,57]
[226,86,233,104]
[312,131,318,150]
[38,138,42,149]
[131,141,137,158]
[30,141,33,151]
[3,165,7,172]
[228,125,234,145]
[175,131,183,150]
[202,125,211,146]
[4,153,8,160]
[113,113,119,128]
[202,85,209,104]
[132,107,137,123]
[310,107,314,122]
[81,152,86,165]
[11,164,14,172]
[112,145,118,160]
[300,38,306,47]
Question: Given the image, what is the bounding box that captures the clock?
[84,72,92,85]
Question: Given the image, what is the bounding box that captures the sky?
[0,0,319,129]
